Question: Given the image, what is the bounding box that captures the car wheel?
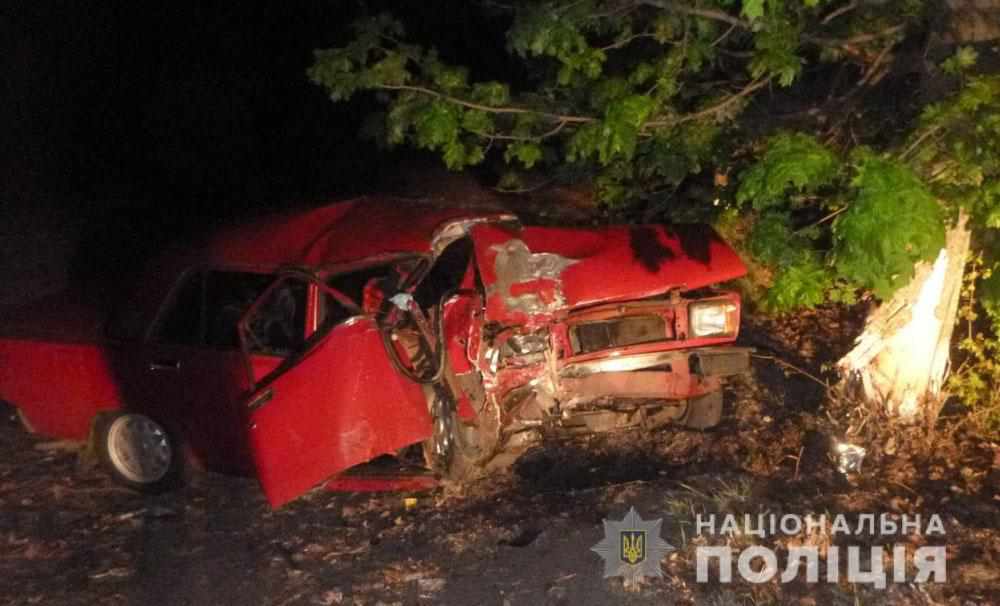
[681,390,723,430]
[94,412,180,492]
[422,384,496,482]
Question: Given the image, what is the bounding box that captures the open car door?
[239,273,432,508]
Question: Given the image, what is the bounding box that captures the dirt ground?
[2,304,998,605]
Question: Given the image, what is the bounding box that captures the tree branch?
[639,0,750,29]
[374,84,596,124]
[796,206,849,233]
[639,0,905,52]
[599,32,662,51]
[822,1,858,25]
[899,125,943,160]
[805,24,906,49]
[643,77,771,131]
[469,120,570,143]
[711,23,738,48]
[378,75,770,142]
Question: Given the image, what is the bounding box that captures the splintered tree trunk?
[838,212,971,422]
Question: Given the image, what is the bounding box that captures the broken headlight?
[500,330,549,364]
[688,300,738,338]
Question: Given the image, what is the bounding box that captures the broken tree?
[838,212,971,421]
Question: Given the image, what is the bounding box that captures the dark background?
[3,2,517,290]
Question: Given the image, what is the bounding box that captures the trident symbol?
[621,532,644,565]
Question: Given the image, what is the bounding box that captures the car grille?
[570,315,667,355]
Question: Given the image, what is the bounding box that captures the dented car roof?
[188,197,514,268]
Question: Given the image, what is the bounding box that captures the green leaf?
[941,46,979,76]
[461,110,493,135]
[505,142,544,169]
[766,255,833,311]
[629,62,656,86]
[496,171,524,191]
[606,95,654,130]
[469,82,510,107]
[367,52,409,87]
[742,0,765,21]
[566,122,603,163]
[750,16,803,86]
[736,133,841,209]
[413,101,460,150]
[442,140,467,169]
[652,15,676,43]
[432,66,468,91]
[833,156,946,299]
[749,211,798,264]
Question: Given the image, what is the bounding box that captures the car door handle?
[246,388,274,411]
[148,359,181,371]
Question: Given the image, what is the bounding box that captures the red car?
[0,198,749,507]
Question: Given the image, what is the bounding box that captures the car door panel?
[127,343,261,473]
[246,316,431,508]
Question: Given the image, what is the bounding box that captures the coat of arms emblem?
[591,507,674,588]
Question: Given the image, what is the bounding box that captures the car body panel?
[0,338,121,439]
[471,222,746,326]
[246,317,431,508]
[197,198,514,268]
[117,342,280,473]
[0,293,109,343]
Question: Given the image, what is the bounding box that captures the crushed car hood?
[472,223,747,324]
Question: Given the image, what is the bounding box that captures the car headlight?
[688,301,738,338]
[499,330,549,366]
[503,331,549,356]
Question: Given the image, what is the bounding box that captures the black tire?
[422,384,496,482]
[681,390,723,430]
[93,412,181,493]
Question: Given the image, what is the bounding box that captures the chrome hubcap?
[107,415,172,484]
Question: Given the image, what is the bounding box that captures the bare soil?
[1,304,998,605]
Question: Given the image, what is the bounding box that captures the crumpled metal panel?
[488,238,579,316]
[472,223,746,325]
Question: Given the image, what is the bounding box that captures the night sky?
[4,2,518,290]
[4,2,514,217]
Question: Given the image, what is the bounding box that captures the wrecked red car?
[0,198,749,507]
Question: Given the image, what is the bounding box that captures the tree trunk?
[837,211,971,422]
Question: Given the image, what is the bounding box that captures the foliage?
[933,71,1000,429]
[832,152,945,298]
[310,1,914,199]
[737,68,1000,311]
[947,254,1000,436]
[736,132,840,211]
[746,209,830,311]
[733,133,945,308]
[313,11,1000,314]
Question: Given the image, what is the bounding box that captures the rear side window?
[205,271,273,348]
[156,271,204,345]
[155,270,274,348]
